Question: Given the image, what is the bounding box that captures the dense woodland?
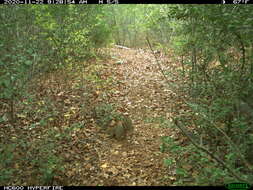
[1,5,253,186]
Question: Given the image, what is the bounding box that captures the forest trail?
[2,5,253,187]
[0,46,183,186]
[78,47,180,185]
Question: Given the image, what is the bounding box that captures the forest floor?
[65,47,184,185]
[1,46,187,186]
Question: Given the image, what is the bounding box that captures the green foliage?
[105,5,150,47]
[93,103,115,129]
[0,137,65,185]
[0,144,16,184]
[0,5,112,128]
[166,97,253,184]
[155,4,253,185]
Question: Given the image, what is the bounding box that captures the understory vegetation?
[0,5,253,186]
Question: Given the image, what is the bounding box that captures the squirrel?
[106,115,133,140]
[92,104,133,140]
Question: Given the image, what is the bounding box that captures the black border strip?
[0,186,229,190]
[1,0,252,4]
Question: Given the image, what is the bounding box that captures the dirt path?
[0,47,182,186]
[87,47,178,185]
[59,47,181,186]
